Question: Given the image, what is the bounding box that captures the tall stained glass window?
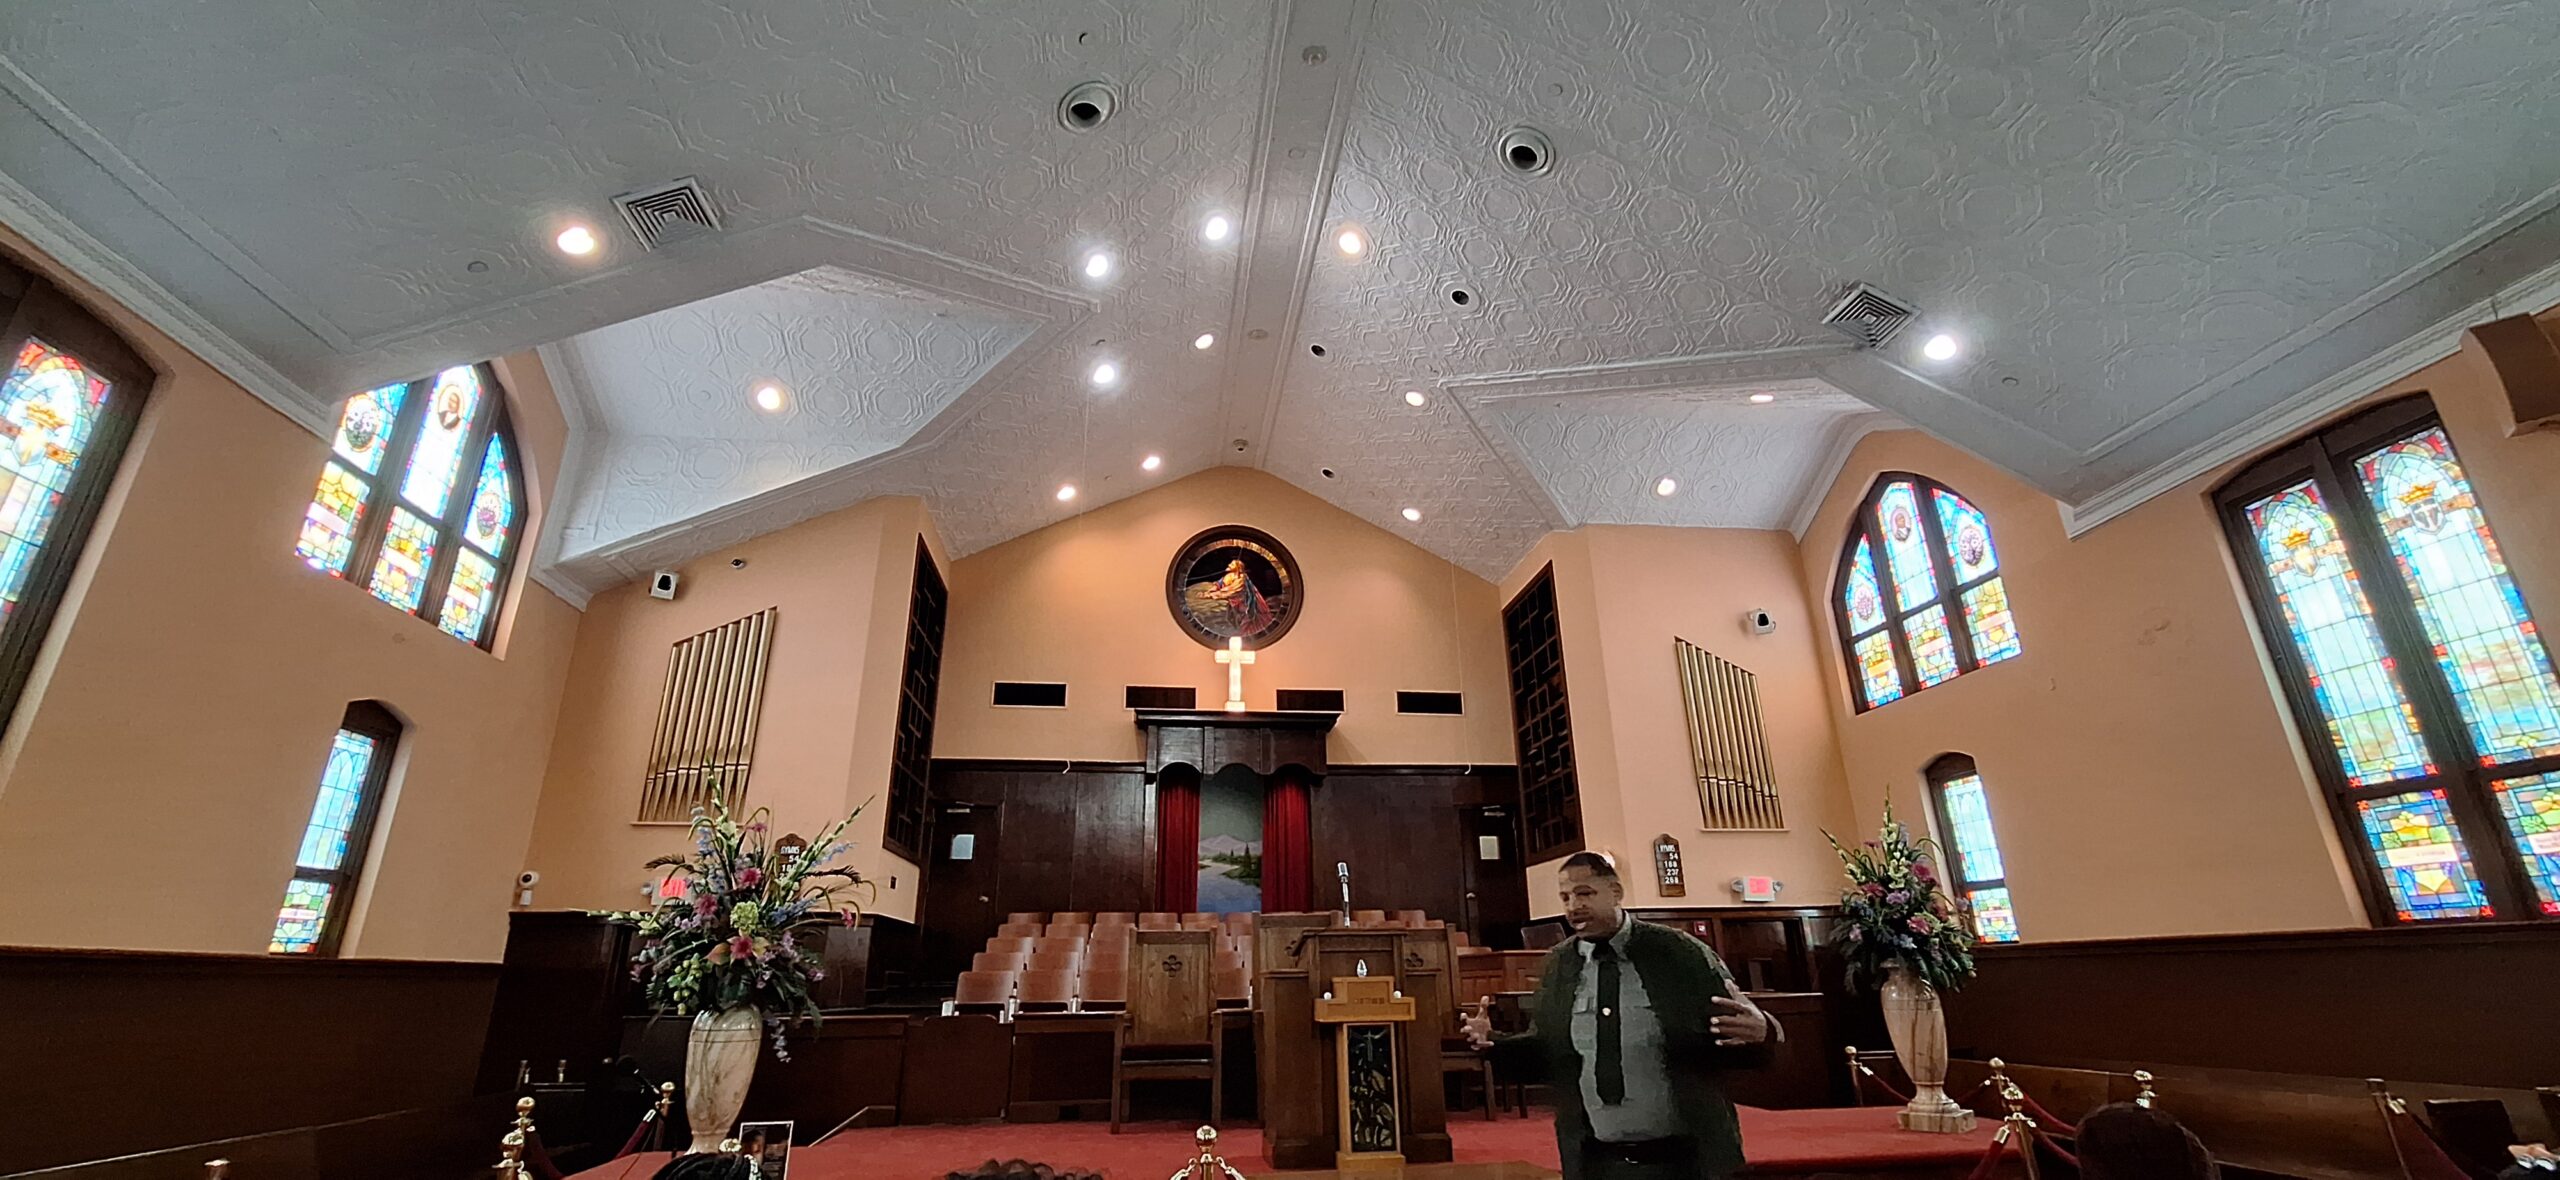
[1926,754,2020,943]
[271,701,401,955]
[2218,395,2560,925]
[1833,474,2023,711]
[294,364,522,648]
[0,260,151,730]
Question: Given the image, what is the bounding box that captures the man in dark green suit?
[1463,851,1780,1180]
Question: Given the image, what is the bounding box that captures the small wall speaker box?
[649,570,680,600]
[1744,609,1777,635]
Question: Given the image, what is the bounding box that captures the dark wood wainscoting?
[0,946,500,1174]
[1311,766,1528,945]
[1945,922,2560,1088]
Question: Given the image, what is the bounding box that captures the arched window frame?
[1923,753,2021,944]
[1832,472,2021,712]
[270,700,402,957]
[2215,394,2560,925]
[295,363,525,649]
[0,254,153,730]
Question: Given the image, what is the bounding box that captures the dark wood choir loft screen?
[1504,564,1583,860]
[883,539,948,860]
[1677,638,1783,830]
[637,607,778,823]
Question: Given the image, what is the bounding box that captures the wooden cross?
[1214,635,1256,713]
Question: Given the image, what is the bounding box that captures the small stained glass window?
[2355,789,2493,922]
[1836,476,2022,711]
[1927,755,2019,943]
[294,364,520,648]
[0,340,110,614]
[2491,772,2560,916]
[2244,482,2433,786]
[271,702,400,956]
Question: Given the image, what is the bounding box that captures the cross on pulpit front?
[1214,636,1256,712]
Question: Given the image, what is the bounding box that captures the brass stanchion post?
[1995,1081,2041,1180]
[2133,1069,2157,1109]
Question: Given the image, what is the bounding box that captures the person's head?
[650,1153,755,1180]
[2076,1103,2218,1180]
[1557,851,1626,939]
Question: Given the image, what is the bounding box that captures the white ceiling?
[4,0,2557,598]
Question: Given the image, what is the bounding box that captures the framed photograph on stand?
[737,1121,793,1179]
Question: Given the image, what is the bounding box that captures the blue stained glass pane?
[2355,428,2560,767]
[2245,481,2433,786]
[1842,535,1888,636]
[268,879,334,954]
[0,339,109,611]
[2492,772,2560,916]
[293,729,379,870]
[2355,789,2493,922]
[331,383,407,476]
[462,435,513,556]
[1967,887,2020,943]
[1906,604,1961,687]
[1939,773,2006,883]
[1876,481,1938,611]
[1933,488,1999,583]
[398,366,482,515]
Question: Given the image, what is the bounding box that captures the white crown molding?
[0,166,326,436]
[2061,254,2560,537]
[1786,412,1899,540]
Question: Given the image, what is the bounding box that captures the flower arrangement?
[597,798,872,1057]
[1824,799,1976,994]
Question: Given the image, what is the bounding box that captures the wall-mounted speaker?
[649,570,680,600]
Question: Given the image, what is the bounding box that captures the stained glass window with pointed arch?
[271,700,401,956]
[2218,395,2560,924]
[1926,753,2021,943]
[1834,474,2022,711]
[295,364,522,648]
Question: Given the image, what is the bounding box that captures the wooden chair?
[1034,935,1086,955]
[995,922,1044,939]
[1043,922,1092,940]
[1183,912,1215,924]
[1137,912,1178,930]
[1079,967,1129,1011]
[953,970,1013,1013]
[1094,911,1137,926]
[1179,916,1219,931]
[1005,912,1047,926]
[1110,929,1219,1132]
[1351,909,1388,928]
[1395,908,1429,927]
[971,950,1029,973]
[984,936,1037,955]
[1213,950,1247,974]
[1211,966,1251,1009]
[1028,949,1083,972]
[1016,969,1078,1013]
[1052,911,1094,926]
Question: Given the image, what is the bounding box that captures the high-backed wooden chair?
[1016,969,1078,1013]
[984,936,1037,955]
[1005,911,1047,926]
[1029,949,1083,972]
[1052,911,1094,926]
[1111,929,1218,1132]
[1094,912,1137,929]
[1213,949,1247,974]
[1034,935,1086,955]
[995,922,1044,939]
[1395,908,1429,927]
[1137,912,1178,930]
[1351,909,1388,928]
[1211,966,1251,1009]
[972,950,1030,973]
[1085,931,1131,963]
[1043,922,1091,940]
[1182,912,1214,924]
[954,970,1013,1013]
[1079,968,1128,1011]
[1179,916,1218,931]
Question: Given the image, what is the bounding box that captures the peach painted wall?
[1798,305,2560,941]
[936,467,1514,767]
[0,227,581,961]
[518,496,936,922]
[1502,527,1857,917]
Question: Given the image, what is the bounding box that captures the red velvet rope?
[1965,1131,2016,1180]
[2016,1091,2079,1138]
[1854,1067,1914,1105]
[520,1130,569,1180]
[613,1110,659,1160]
[2031,1124,2081,1170]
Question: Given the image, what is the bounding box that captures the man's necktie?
[1592,941,1624,1105]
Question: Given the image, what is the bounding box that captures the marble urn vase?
[684,1006,762,1152]
[1879,966,1975,1133]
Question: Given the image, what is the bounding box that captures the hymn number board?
[1654,834,1686,897]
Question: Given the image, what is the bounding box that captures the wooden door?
[918,801,1002,979]
[1459,805,1530,948]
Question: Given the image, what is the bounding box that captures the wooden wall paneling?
[996,774,1079,918]
[917,799,1005,980]
[476,911,636,1093]
[1310,771,1470,926]
[1719,993,1831,1111]
[1252,912,1336,1167]
[738,1014,907,1139]
[20,1094,518,1180]
[898,1015,1012,1123]
[0,948,501,1174]
[1008,1012,1118,1120]
[1071,770,1154,912]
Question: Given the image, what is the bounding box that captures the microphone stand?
[1336,861,1352,924]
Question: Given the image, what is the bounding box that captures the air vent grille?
[1397,690,1464,715]
[614,178,721,250]
[1819,283,1918,349]
[1124,685,1197,711]
[1275,688,1345,713]
[992,681,1067,708]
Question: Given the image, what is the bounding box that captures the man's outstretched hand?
[1709,995,1770,1046]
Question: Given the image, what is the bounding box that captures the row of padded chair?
[1002,909,1445,928]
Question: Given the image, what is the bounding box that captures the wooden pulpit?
[1253,916,1455,1169]
[1314,972,1416,1167]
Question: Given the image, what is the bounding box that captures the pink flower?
[694,895,718,918]
[1912,861,1935,881]
[729,934,756,960]
[1862,883,1887,897]
[1907,914,1935,934]
[841,909,859,927]
[737,866,764,889]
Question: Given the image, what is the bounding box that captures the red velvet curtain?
[1261,768,1313,912]
[1155,767,1201,913]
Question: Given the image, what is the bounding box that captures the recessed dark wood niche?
[1133,708,1336,778]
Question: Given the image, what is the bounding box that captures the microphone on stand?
[1337,861,1353,922]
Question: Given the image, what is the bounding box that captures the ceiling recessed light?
[1056,484,1078,502]
[1403,390,1428,407]
[1400,507,1422,522]
[1082,251,1114,280]
[1090,361,1120,387]
[1655,477,1679,497]
[1194,333,1216,350]
[753,383,787,412]
[1335,227,1367,257]
[554,225,598,256]
[1748,392,1776,404]
[1203,214,1233,242]
[1141,454,1163,472]
[1922,332,1961,362]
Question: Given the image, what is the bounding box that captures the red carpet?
[573,1107,1999,1178]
